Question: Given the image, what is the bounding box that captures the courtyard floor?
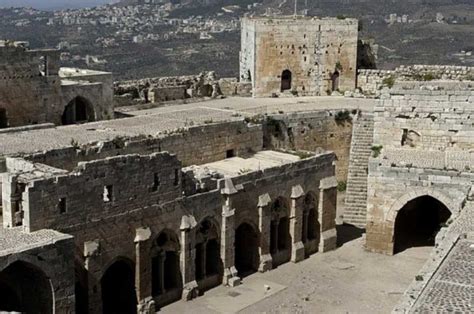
[161,225,431,314]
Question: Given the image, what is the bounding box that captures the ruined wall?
[24,121,263,170]
[241,16,358,97]
[0,46,62,127]
[357,65,474,96]
[263,110,355,182]
[0,46,114,127]
[148,86,187,102]
[366,83,474,254]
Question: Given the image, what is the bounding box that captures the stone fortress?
[0,15,472,314]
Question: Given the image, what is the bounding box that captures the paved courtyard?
[162,225,431,314]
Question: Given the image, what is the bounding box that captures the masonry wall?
[5,150,337,312]
[24,121,263,170]
[357,65,474,96]
[241,16,358,97]
[366,83,474,254]
[263,110,354,182]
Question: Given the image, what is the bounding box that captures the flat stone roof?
[0,227,72,256]
[0,96,375,156]
[186,151,302,178]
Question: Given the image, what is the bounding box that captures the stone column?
[220,178,241,287]
[180,215,198,301]
[318,177,338,252]
[290,185,305,263]
[134,227,155,313]
[257,193,272,272]
[84,240,102,314]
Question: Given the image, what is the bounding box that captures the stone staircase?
[344,112,374,228]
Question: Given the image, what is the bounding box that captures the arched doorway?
[195,218,222,292]
[62,96,95,125]
[281,70,292,92]
[394,196,451,254]
[0,108,8,128]
[101,259,137,314]
[270,197,291,267]
[0,261,53,313]
[235,222,259,277]
[331,71,340,92]
[302,193,320,256]
[151,230,182,306]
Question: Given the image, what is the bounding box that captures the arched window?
[151,230,182,306]
[195,218,222,291]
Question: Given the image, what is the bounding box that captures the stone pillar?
[319,177,338,252]
[134,227,155,313]
[257,193,272,272]
[180,215,198,301]
[84,240,102,314]
[220,178,241,287]
[290,185,305,263]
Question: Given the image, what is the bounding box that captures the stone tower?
[240,16,359,97]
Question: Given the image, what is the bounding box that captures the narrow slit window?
[174,169,179,186]
[58,197,67,214]
[152,173,160,192]
[103,185,113,203]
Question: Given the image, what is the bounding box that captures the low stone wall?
[357,65,474,96]
[24,120,263,170]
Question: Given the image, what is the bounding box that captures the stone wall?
[24,121,263,170]
[262,110,355,182]
[241,16,359,97]
[0,45,114,128]
[2,149,337,312]
[357,65,474,96]
[365,82,474,254]
[0,228,75,312]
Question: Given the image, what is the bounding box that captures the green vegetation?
[337,15,346,20]
[335,61,343,71]
[382,76,396,88]
[415,275,424,282]
[335,110,353,125]
[371,145,383,158]
[337,181,347,192]
[70,138,80,149]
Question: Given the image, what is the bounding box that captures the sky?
[0,0,113,10]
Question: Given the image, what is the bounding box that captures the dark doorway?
[235,223,259,277]
[394,196,451,254]
[75,261,89,314]
[281,70,292,91]
[0,108,7,128]
[101,259,137,314]
[331,71,340,92]
[0,261,53,313]
[62,96,95,125]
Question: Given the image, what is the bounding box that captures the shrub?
[382,76,396,88]
[335,110,352,125]
[371,145,383,158]
[337,181,347,192]
[415,275,424,282]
